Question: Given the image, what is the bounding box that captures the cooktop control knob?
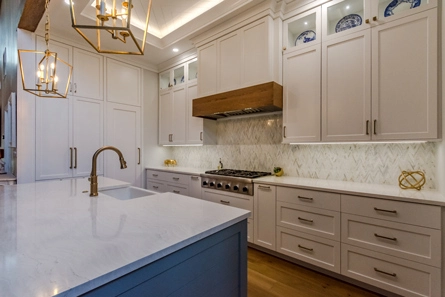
[209,182,215,187]
[202,181,208,186]
[225,184,231,190]
[233,185,239,191]
[242,186,249,192]
[217,183,223,188]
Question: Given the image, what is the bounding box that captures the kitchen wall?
[170,113,438,190]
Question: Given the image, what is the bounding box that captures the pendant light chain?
[44,0,50,51]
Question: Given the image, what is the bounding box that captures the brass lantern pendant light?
[18,0,73,98]
[69,0,153,55]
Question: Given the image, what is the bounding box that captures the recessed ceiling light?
[346,5,350,9]
[173,48,179,52]
[304,22,308,25]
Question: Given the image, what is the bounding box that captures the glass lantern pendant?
[18,0,73,98]
[69,0,152,55]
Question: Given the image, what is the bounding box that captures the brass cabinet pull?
[173,190,180,194]
[298,244,313,252]
[366,120,370,135]
[283,46,287,51]
[172,177,180,181]
[152,185,159,189]
[74,147,77,169]
[298,195,313,201]
[191,176,199,180]
[298,217,314,223]
[152,174,158,177]
[258,185,271,189]
[373,16,378,21]
[374,233,397,241]
[374,268,396,277]
[373,119,377,135]
[365,19,370,24]
[200,132,203,141]
[74,83,77,93]
[220,200,230,205]
[374,207,397,214]
[69,147,73,169]
[138,148,141,165]
[283,126,287,138]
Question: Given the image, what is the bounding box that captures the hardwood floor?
[248,248,383,297]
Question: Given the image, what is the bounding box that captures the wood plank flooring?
[248,247,383,297]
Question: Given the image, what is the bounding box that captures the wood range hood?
[192,82,283,120]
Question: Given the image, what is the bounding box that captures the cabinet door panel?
[172,87,186,144]
[218,32,242,92]
[197,42,217,96]
[186,83,203,144]
[106,103,141,186]
[73,48,103,100]
[322,30,371,141]
[72,98,103,177]
[371,10,437,140]
[254,184,276,250]
[35,98,72,180]
[159,91,172,145]
[106,59,141,106]
[283,44,321,143]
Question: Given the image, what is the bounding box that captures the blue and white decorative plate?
[384,0,421,17]
[335,14,362,33]
[295,30,316,45]
[174,78,176,85]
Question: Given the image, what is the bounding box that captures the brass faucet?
[89,146,127,196]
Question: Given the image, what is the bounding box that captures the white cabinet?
[145,169,202,199]
[253,184,276,250]
[72,48,103,101]
[196,16,278,97]
[35,39,104,181]
[321,1,438,141]
[188,175,202,199]
[283,44,321,143]
[106,58,141,106]
[105,103,142,187]
[159,85,186,145]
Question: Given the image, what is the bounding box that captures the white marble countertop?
[255,175,445,206]
[146,166,209,175]
[0,177,250,297]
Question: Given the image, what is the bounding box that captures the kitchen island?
[0,177,250,297]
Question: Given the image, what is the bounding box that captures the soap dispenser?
[218,158,224,170]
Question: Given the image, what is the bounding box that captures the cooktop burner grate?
[204,169,271,178]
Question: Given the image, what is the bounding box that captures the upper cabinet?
[106,58,141,106]
[283,0,439,143]
[72,48,103,101]
[196,16,280,97]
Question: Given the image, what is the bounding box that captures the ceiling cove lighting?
[69,0,152,55]
[18,0,73,98]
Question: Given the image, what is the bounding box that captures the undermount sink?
[99,186,156,200]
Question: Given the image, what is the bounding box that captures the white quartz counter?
[255,175,445,206]
[0,177,250,297]
[146,166,208,175]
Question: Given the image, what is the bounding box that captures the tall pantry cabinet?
[35,38,104,180]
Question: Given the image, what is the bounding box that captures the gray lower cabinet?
[80,220,247,297]
[146,169,202,199]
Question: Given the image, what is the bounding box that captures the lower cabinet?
[145,169,201,199]
[253,184,276,250]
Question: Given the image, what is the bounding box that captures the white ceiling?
[37,0,262,69]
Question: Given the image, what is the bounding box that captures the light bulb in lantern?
[37,70,42,78]
[50,62,55,69]
[39,64,45,71]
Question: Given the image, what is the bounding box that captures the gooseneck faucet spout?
[89,146,127,197]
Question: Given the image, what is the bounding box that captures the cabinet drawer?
[165,172,189,185]
[146,170,168,181]
[341,195,441,229]
[276,226,340,273]
[204,190,253,213]
[341,244,440,297]
[277,201,340,241]
[342,214,441,267]
[277,187,340,211]
[146,180,167,192]
[167,184,189,196]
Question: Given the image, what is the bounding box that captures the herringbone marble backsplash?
[170,114,438,189]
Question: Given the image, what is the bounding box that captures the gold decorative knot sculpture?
[398,170,425,191]
[164,159,177,167]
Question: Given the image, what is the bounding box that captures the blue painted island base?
[80,220,248,297]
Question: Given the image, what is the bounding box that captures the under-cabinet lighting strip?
[289,141,428,145]
[162,144,204,147]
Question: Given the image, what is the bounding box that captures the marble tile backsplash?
[170,114,438,189]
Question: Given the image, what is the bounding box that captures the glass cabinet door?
[188,59,198,82]
[374,0,435,22]
[323,0,370,40]
[173,65,185,87]
[283,6,321,54]
[159,70,171,90]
